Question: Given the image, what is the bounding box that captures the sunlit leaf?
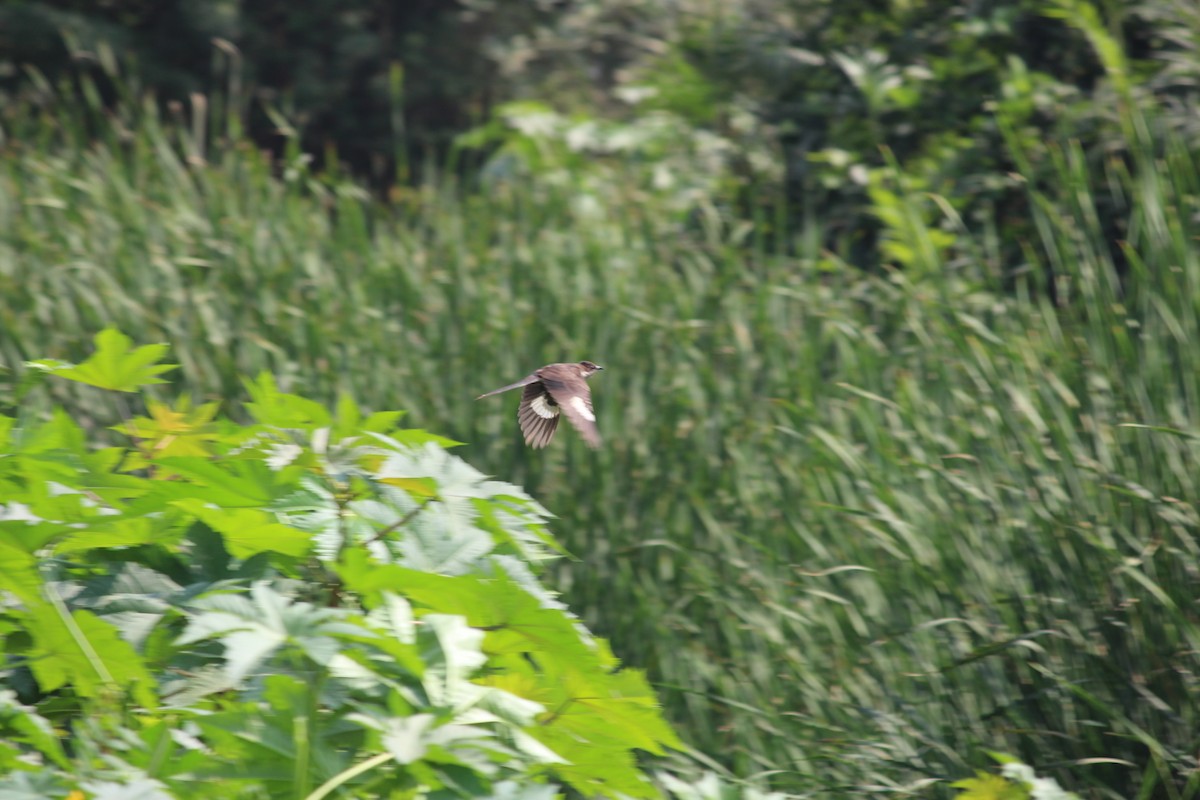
[951,772,1027,800]
[381,713,435,764]
[172,499,311,558]
[154,457,287,507]
[0,535,45,606]
[337,552,604,673]
[377,476,438,497]
[242,372,332,428]
[179,582,368,683]
[115,396,221,459]
[54,517,166,553]
[41,328,176,392]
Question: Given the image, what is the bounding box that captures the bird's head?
[578,360,604,378]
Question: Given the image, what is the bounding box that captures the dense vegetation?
[3,1,1200,798]
[0,332,688,798]
[7,0,1200,256]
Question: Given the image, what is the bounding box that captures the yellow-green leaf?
[49,328,177,393]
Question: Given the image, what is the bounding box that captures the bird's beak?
[595,365,605,370]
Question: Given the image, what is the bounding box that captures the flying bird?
[477,361,604,448]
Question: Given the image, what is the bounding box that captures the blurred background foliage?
[5,0,1200,261]
[3,0,1200,797]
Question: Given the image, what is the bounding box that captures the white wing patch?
[530,394,559,419]
[569,396,596,422]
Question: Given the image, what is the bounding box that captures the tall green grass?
[3,64,1199,797]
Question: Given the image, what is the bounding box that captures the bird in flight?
[477,361,604,448]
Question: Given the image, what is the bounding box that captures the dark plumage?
[477,361,604,448]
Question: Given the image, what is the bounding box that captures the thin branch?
[368,496,435,544]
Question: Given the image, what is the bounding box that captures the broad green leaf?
[254,672,348,795]
[372,442,490,497]
[0,533,50,606]
[332,391,365,441]
[185,699,315,779]
[561,667,681,754]
[951,773,1027,800]
[474,681,546,728]
[386,429,465,449]
[0,415,12,450]
[46,328,176,392]
[338,553,603,673]
[18,481,95,524]
[270,481,346,557]
[76,447,152,501]
[0,769,70,798]
[423,614,488,701]
[14,409,86,455]
[0,454,80,491]
[0,689,70,769]
[474,501,565,562]
[54,517,164,553]
[479,657,680,796]
[25,604,158,708]
[242,372,332,428]
[348,706,515,778]
[362,410,406,434]
[369,591,417,644]
[377,476,438,497]
[535,725,657,799]
[115,397,220,459]
[173,499,311,558]
[179,583,367,682]
[381,713,435,764]
[159,664,240,709]
[395,507,495,575]
[356,593,426,678]
[136,724,216,786]
[154,457,287,507]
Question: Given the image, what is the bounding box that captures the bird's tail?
[476,378,533,400]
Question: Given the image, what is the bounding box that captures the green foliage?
[486,0,1200,266]
[0,0,525,181]
[27,328,176,393]
[952,755,1081,800]
[5,22,1200,798]
[0,336,688,798]
[458,99,779,220]
[6,0,1200,276]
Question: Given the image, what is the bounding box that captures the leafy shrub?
[0,329,682,798]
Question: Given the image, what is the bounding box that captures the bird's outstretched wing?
[477,373,539,400]
[517,382,560,448]
[543,378,600,448]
